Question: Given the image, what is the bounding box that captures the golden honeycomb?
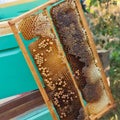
[19,12,55,40]
[50,0,111,115]
[29,36,87,120]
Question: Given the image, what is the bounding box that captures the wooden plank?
[0,90,45,119]
[0,90,44,114]
[0,97,43,120]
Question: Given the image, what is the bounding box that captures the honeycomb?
[19,15,36,40]
[19,11,89,120]
[19,12,55,40]
[50,0,110,114]
[33,13,55,39]
[29,36,87,120]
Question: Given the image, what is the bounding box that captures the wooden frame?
[7,0,115,119]
[8,0,87,119]
[75,0,115,119]
[8,0,59,120]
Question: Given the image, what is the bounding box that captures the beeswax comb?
[20,12,88,120]
[50,0,114,118]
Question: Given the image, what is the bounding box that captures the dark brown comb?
[50,0,111,115]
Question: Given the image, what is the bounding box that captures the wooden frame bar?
[89,104,116,120]
[8,24,58,120]
[8,1,59,120]
[75,0,115,119]
[9,0,58,25]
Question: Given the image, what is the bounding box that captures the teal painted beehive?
[0,0,48,99]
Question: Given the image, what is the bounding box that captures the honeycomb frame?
[50,0,115,119]
[8,0,88,120]
[8,0,115,120]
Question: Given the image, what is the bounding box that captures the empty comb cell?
[19,16,36,40]
[29,36,87,120]
[19,13,55,40]
[50,0,111,115]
